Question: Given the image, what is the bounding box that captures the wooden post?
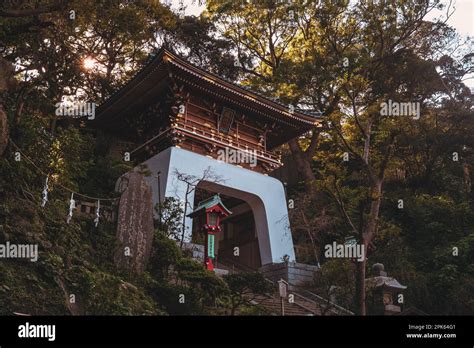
[281,297,285,316]
[156,171,162,222]
[278,279,288,316]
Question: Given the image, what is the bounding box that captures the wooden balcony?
[173,120,282,168]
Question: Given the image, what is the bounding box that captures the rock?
[114,171,154,274]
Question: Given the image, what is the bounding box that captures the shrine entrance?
[95,49,318,270]
[138,146,295,266]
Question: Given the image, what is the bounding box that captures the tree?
[148,230,182,280]
[223,272,274,316]
[311,259,355,315]
[0,57,15,156]
[155,197,184,240]
[173,167,223,247]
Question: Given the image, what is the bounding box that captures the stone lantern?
[366,263,407,315]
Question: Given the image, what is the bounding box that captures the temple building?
[93,48,321,275]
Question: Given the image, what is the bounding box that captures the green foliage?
[0,260,67,315]
[238,304,273,316]
[151,281,201,315]
[175,258,229,309]
[66,266,158,315]
[311,259,355,313]
[380,194,474,314]
[148,230,181,279]
[224,272,273,315]
[146,244,230,315]
[155,197,184,239]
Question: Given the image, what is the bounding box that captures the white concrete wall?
[125,146,295,265]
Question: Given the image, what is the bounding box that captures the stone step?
[218,258,347,316]
[251,294,315,316]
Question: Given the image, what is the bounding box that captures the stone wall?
[181,242,205,262]
[259,262,319,287]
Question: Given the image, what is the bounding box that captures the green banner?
[208,234,215,258]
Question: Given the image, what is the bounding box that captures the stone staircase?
[250,281,353,316]
[217,257,353,316]
[250,293,318,316]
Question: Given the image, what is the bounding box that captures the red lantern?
[187,194,231,270]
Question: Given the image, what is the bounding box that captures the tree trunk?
[180,184,191,249]
[0,56,15,157]
[355,179,383,315]
[355,257,367,315]
[463,162,471,193]
[288,138,316,188]
[0,105,8,157]
[365,180,383,243]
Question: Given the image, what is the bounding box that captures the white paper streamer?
[66,193,75,224]
[94,200,100,227]
[41,175,49,207]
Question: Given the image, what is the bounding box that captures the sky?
[424,0,474,37]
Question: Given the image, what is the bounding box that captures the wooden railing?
[174,120,281,165]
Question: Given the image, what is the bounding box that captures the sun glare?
[83,57,97,70]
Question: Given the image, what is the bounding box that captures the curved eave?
[93,49,169,125]
[165,53,319,128]
[92,49,321,144]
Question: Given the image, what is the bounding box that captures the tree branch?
[0,1,65,17]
